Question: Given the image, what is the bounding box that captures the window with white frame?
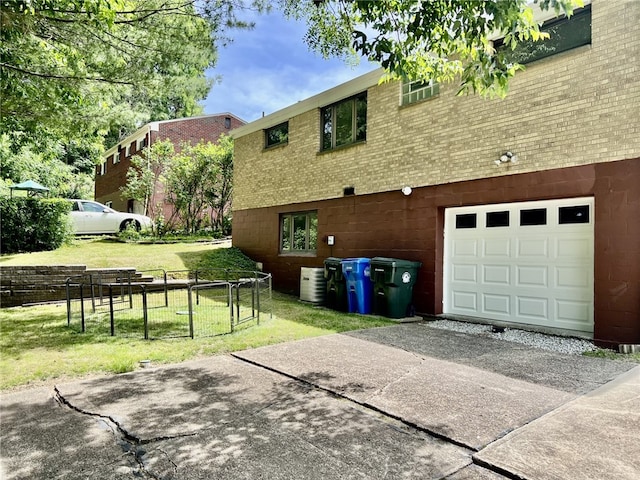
[99,161,106,175]
[280,211,317,254]
[112,153,119,164]
[401,78,439,106]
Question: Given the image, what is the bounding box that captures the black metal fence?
[65,269,272,339]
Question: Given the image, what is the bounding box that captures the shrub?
[0,197,71,253]
[116,222,141,242]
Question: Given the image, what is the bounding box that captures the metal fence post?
[236,282,241,329]
[128,271,133,309]
[195,271,200,306]
[255,274,260,325]
[142,286,148,340]
[188,286,194,339]
[89,274,96,313]
[163,269,168,307]
[269,275,273,320]
[66,278,72,327]
[80,283,86,333]
[229,284,235,333]
[109,285,115,336]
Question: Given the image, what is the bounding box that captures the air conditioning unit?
[300,267,326,305]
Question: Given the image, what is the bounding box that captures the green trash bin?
[324,257,347,311]
[370,257,421,319]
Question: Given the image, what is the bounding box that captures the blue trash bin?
[341,258,372,314]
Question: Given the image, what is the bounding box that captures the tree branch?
[0,62,134,85]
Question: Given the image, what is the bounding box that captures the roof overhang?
[230,68,384,139]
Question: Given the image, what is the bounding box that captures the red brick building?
[95,113,244,222]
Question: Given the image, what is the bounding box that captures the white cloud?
[201,8,378,122]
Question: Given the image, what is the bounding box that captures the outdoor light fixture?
[494,151,518,166]
[401,186,413,196]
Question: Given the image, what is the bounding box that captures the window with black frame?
[280,211,317,254]
[321,92,367,151]
[496,5,591,65]
[265,122,289,148]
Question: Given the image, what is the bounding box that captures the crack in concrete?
[53,386,197,479]
[364,353,427,404]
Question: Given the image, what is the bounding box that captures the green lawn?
[1,239,394,390]
[4,239,635,391]
[0,237,224,271]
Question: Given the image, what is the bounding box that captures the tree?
[203,135,234,234]
[164,136,234,235]
[121,139,173,218]
[284,0,584,97]
[0,133,93,198]
[1,0,269,195]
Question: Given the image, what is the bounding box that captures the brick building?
[230,2,640,348]
[95,113,244,222]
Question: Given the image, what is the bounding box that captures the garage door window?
[559,205,590,224]
[456,213,477,229]
[520,208,547,226]
[486,211,509,228]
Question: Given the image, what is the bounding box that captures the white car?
[68,200,152,235]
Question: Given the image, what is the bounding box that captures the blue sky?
[201,8,378,123]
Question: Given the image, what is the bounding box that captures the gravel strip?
[425,319,598,355]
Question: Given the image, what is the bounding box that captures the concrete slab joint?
[2,326,638,480]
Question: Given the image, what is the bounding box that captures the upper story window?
[224,116,232,129]
[497,5,591,65]
[137,137,148,151]
[401,78,439,106]
[321,92,367,151]
[265,122,289,148]
[112,153,119,164]
[280,211,317,254]
[99,161,106,176]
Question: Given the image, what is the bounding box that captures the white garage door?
[443,197,594,334]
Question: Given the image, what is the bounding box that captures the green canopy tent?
[9,180,50,198]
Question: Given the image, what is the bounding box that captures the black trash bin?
[324,257,347,311]
[370,257,422,319]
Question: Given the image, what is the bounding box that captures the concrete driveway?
[1,323,639,479]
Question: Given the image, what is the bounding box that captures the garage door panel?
[483,239,511,257]
[556,266,590,288]
[517,238,549,258]
[453,239,478,256]
[517,296,549,319]
[517,266,548,287]
[444,198,594,335]
[482,265,510,285]
[452,291,478,311]
[557,237,591,259]
[483,294,511,315]
[453,264,477,282]
[556,300,591,325]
